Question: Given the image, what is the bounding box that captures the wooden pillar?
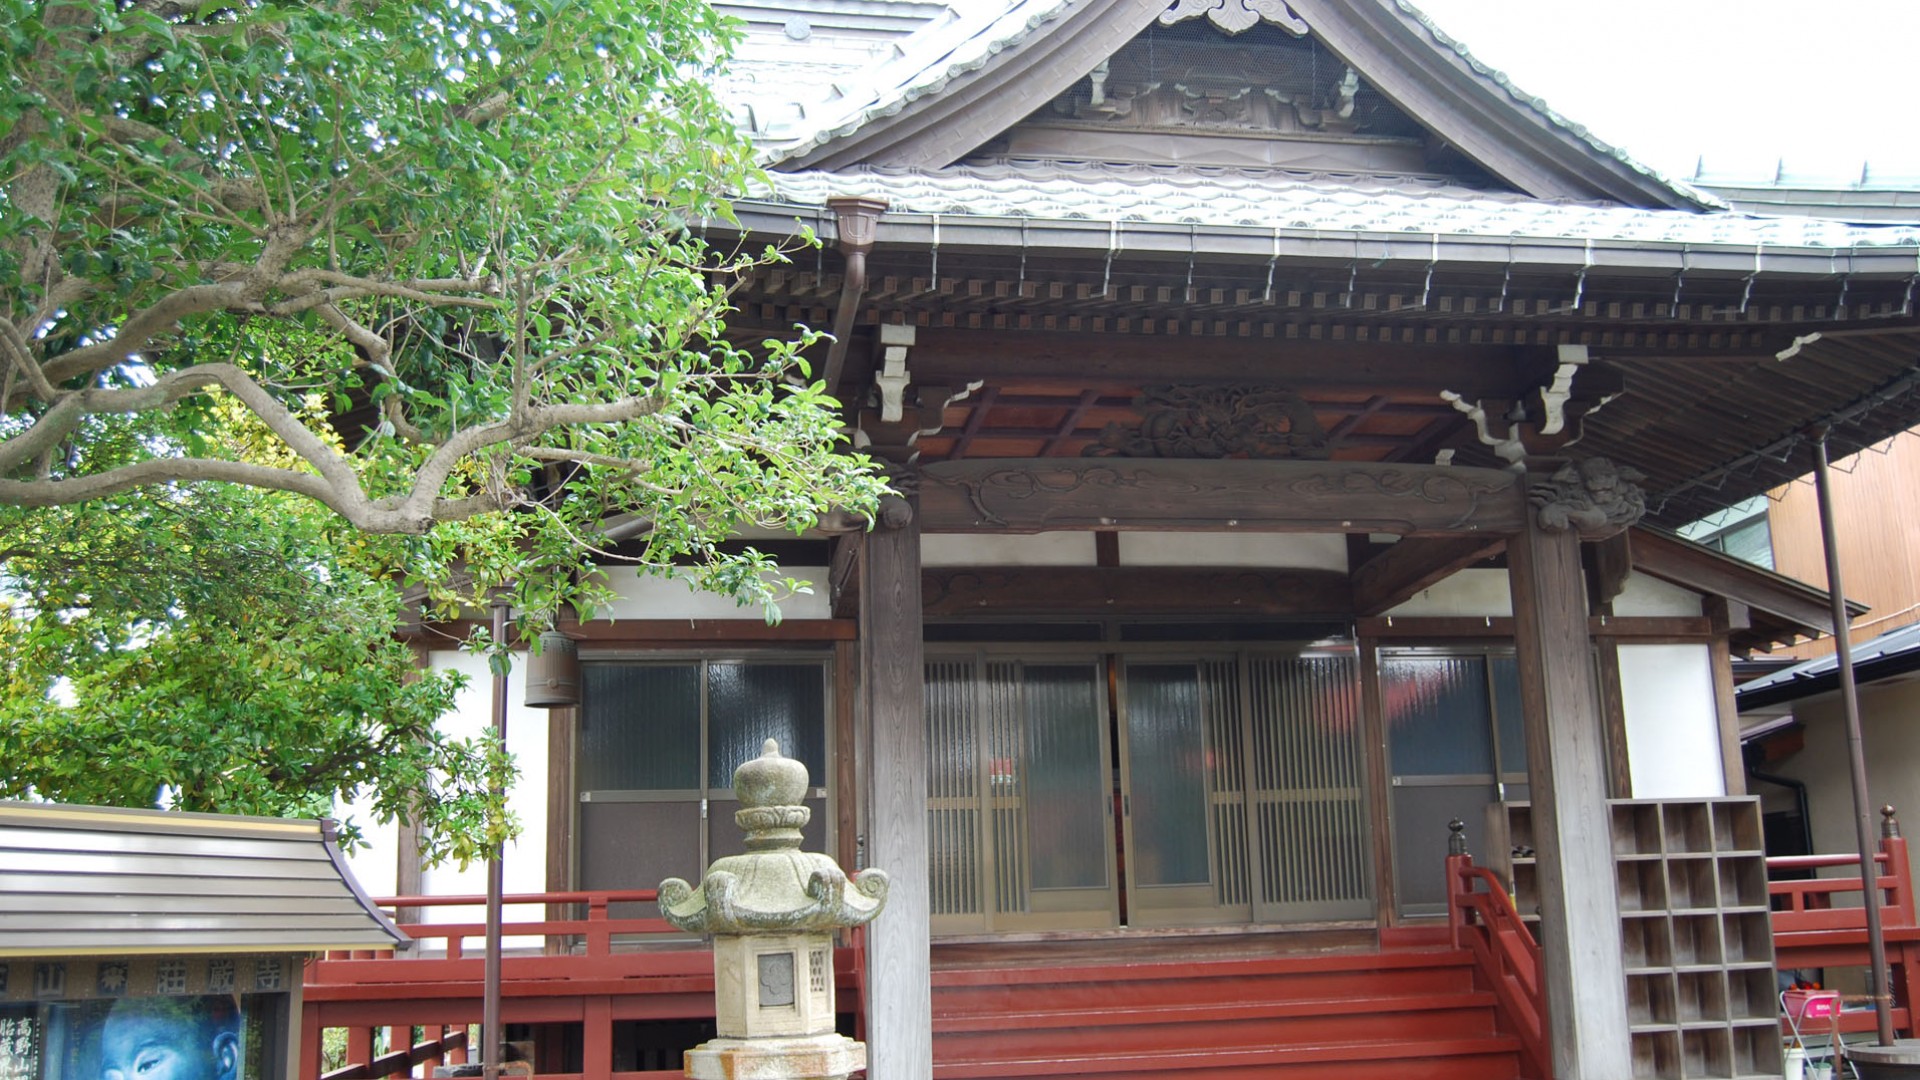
[1508,511,1632,1079]
[859,497,930,1079]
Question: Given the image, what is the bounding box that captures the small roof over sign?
[0,801,409,959]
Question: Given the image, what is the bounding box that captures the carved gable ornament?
[1529,457,1647,538]
[1085,384,1331,460]
[1159,0,1309,36]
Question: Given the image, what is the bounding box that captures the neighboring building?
[334,2,1920,1078]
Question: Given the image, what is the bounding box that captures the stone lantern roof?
[659,740,888,935]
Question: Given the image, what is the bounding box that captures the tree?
[0,0,883,616]
[0,0,884,848]
[0,484,507,866]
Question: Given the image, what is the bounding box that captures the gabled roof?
[1737,620,1920,711]
[746,0,1714,209]
[0,802,408,958]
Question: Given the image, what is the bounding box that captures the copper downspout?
[1811,426,1897,1046]
[822,197,888,396]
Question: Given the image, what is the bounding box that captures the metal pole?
[1811,427,1896,1046]
[484,598,509,1079]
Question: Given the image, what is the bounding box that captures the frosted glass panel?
[1125,664,1212,887]
[580,664,700,791]
[1382,656,1495,776]
[1393,783,1497,915]
[1022,664,1108,892]
[926,659,982,919]
[1248,654,1372,919]
[707,663,826,787]
[1491,655,1528,777]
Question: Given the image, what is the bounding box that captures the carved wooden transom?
[1084,384,1331,460]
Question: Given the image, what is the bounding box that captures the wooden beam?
[1357,636,1398,927]
[906,328,1534,400]
[1706,597,1748,797]
[1629,527,1842,636]
[1587,531,1633,611]
[1355,615,1712,639]
[920,458,1526,536]
[1350,536,1504,616]
[830,533,861,620]
[923,566,1351,617]
[420,618,859,644]
[1508,509,1632,1079]
[859,510,931,1079]
[1592,637,1634,799]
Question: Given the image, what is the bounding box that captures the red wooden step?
[936,991,1499,1033]
[932,1035,1526,1080]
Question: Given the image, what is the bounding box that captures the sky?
[1405,0,1920,186]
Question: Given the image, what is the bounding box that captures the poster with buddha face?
[1,960,283,1080]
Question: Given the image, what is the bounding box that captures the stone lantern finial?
[660,741,888,1080]
[659,740,888,935]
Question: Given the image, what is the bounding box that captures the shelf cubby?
[1628,971,1679,1027]
[1675,969,1729,1024]
[1632,1028,1682,1080]
[1664,803,1715,854]
[1615,803,1665,857]
[1713,803,1763,854]
[1668,856,1719,910]
[1607,798,1780,1079]
[1619,860,1671,913]
[1721,911,1774,965]
[1623,914,1674,970]
[1727,968,1776,1021]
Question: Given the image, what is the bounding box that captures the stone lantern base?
[684,1033,866,1080]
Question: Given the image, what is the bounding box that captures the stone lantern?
[659,740,888,1080]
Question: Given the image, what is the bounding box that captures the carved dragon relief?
[1528,458,1647,538]
[1084,384,1331,460]
[1159,0,1309,36]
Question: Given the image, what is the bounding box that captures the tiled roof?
[744,0,1078,159]
[761,161,1920,249]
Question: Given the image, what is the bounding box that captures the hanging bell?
[523,631,580,708]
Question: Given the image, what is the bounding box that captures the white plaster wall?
[1770,676,1920,901]
[921,533,1096,566]
[1118,531,1348,570]
[1612,573,1706,617]
[1384,567,1520,618]
[1619,643,1725,798]
[339,793,398,899]
[592,564,832,621]
[414,649,551,926]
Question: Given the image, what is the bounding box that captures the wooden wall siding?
[1768,429,1920,661]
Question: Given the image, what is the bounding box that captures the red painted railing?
[1444,852,1549,1080]
[302,890,862,1080]
[1770,827,1920,1037]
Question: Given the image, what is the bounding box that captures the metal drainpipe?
[822,197,888,397]
[1745,757,1814,858]
[1811,426,1896,1046]
[484,597,509,1080]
